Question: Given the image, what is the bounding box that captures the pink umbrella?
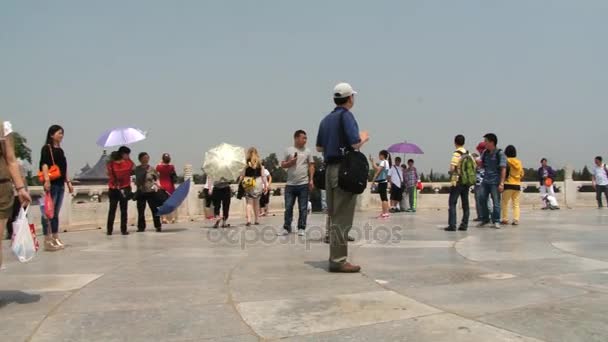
[387,142,424,154]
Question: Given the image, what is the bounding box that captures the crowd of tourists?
[2,82,607,274]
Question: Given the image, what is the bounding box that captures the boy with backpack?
[477,133,507,229]
[445,134,474,231]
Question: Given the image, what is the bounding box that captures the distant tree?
[522,168,538,182]
[13,132,32,163]
[263,153,287,183]
[580,165,592,181]
[555,169,565,182]
[419,172,427,182]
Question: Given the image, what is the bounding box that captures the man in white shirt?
[592,156,608,208]
[388,157,404,212]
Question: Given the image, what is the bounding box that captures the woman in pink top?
[156,153,177,224]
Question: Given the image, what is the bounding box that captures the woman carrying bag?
[0,120,32,267]
[39,125,73,250]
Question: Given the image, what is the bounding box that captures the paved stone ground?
[1,208,608,341]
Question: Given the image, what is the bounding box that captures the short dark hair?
[294,130,307,139]
[138,152,149,162]
[541,158,547,163]
[408,159,414,164]
[162,153,171,164]
[394,157,401,164]
[596,156,603,162]
[505,145,517,158]
[118,146,131,155]
[110,151,122,162]
[484,133,498,145]
[454,134,465,146]
[334,97,349,106]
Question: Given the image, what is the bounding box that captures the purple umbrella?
[387,142,424,154]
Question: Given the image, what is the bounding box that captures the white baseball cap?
[333,82,357,99]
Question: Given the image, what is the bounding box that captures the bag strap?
[394,165,403,183]
[47,145,56,166]
[337,108,354,153]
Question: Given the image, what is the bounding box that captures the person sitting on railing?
[538,158,559,210]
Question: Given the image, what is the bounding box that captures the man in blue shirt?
[477,133,507,229]
[316,82,369,273]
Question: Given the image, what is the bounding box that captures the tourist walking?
[106,146,134,236]
[370,150,391,218]
[242,147,267,227]
[592,156,608,208]
[404,159,419,212]
[445,134,472,231]
[156,153,177,224]
[388,157,404,213]
[0,120,32,267]
[259,165,272,217]
[135,152,162,232]
[316,82,369,273]
[538,158,559,209]
[39,125,74,249]
[477,133,507,229]
[208,176,232,228]
[278,130,314,236]
[5,159,27,240]
[501,145,524,225]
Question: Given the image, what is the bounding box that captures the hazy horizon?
[2,1,606,177]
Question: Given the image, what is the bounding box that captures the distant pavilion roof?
[74,151,109,182]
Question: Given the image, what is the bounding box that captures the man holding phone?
[279,130,315,236]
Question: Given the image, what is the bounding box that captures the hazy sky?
[2,0,606,176]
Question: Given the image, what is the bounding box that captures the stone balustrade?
[26,177,597,230]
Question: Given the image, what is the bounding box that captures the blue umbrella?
[156,179,191,216]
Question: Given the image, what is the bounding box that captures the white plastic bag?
[11,207,38,263]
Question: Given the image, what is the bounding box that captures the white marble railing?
[25,178,598,230]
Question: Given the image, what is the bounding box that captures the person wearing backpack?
[501,145,524,225]
[445,134,472,231]
[477,133,507,229]
[316,82,369,273]
[592,156,608,208]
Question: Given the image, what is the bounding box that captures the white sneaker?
[298,230,305,237]
[277,229,290,236]
[494,223,501,229]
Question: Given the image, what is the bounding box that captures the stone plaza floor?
[1,208,608,341]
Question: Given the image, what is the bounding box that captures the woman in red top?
[106,146,134,235]
[156,153,177,224]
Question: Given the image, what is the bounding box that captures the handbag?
[336,109,369,194]
[37,145,62,183]
[11,207,39,262]
[241,176,256,192]
[44,192,55,219]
